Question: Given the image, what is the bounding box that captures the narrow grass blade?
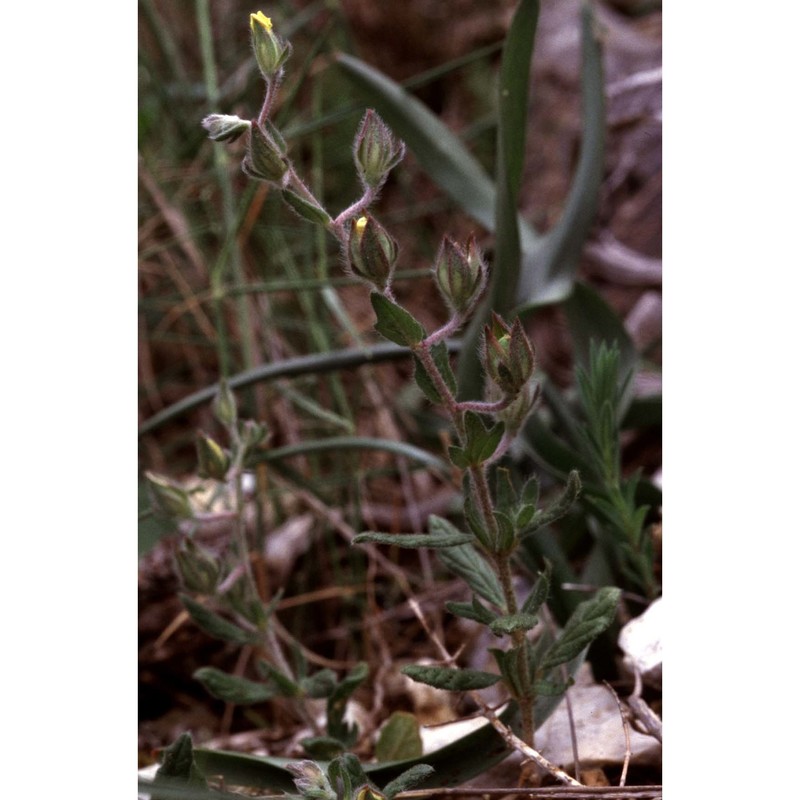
[138,342,454,436]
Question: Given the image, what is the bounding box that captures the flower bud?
[287,760,335,800]
[196,433,230,482]
[433,235,487,314]
[240,419,270,455]
[499,380,541,436]
[346,214,398,290]
[250,11,292,80]
[201,114,251,143]
[243,121,288,182]
[175,539,220,595]
[145,471,193,520]
[212,380,237,428]
[353,109,406,190]
[482,313,536,396]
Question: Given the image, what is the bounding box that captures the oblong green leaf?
[353,531,473,549]
[371,292,426,346]
[402,664,501,691]
[382,764,434,800]
[436,544,505,608]
[193,667,275,705]
[540,586,621,670]
[180,596,255,645]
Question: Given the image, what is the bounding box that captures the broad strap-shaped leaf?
[371,292,425,347]
[193,667,275,705]
[517,3,607,310]
[375,711,424,763]
[492,0,539,315]
[402,664,501,691]
[540,586,621,670]
[436,544,505,608]
[180,595,256,645]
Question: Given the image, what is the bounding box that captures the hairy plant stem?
[416,341,537,746]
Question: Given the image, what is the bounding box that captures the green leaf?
[489,613,539,636]
[492,0,539,315]
[180,596,255,645]
[375,711,424,762]
[462,411,504,465]
[402,664,501,691]
[353,530,473,549]
[300,669,338,699]
[257,662,301,698]
[540,586,621,670]
[437,544,505,607]
[193,667,275,705]
[155,733,207,785]
[517,3,607,310]
[445,595,496,626]
[521,470,582,536]
[533,678,574,696]
[521,559,552,615]
[371,292,425,346]
[492,509,517,554]
[382,764,435,800]
[281,188,333,226]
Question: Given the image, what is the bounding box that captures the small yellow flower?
[250,10,273,32]
[355,216,368,236]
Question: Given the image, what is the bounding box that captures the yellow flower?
[249,11,273,32]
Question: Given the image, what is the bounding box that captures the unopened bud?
[201,114,251,143]
[212,380,237,428]
[287,760,334,800]
[347,214,398,290]
[175,539,220,594]
[433,235,487,314]
[196,433,230,481]
[240,419,270,455]
[499,380,541,436]
[482,313,536,396]
[243,122,288,182]
[353,109,405,190]
[145,471,193,520]
[250,11,292,80]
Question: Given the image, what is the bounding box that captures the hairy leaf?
[540,587,621,670]
[437,544,505,608]
[489,613,539,636]
[371,292,425,347]
[402,664,501,691]
[180,596,255,645]
[193,667,275,705]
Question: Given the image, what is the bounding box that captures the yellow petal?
[249,10,273,32]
